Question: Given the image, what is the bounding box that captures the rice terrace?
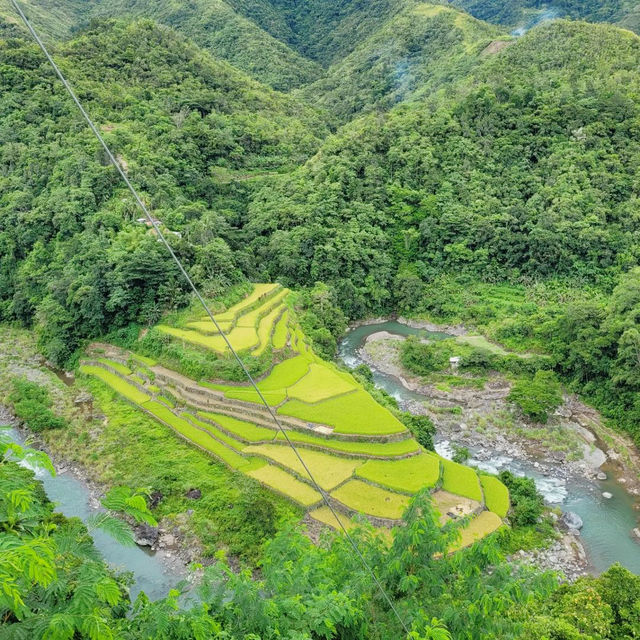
[80,283,508,547]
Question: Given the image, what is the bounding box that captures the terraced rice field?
[80,283,509,549]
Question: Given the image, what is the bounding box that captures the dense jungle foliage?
[1,4,639,445]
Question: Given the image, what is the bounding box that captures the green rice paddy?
[287,363,356,403]
[308,506,357,531]
[356,453,441,493]
[440,458,483,502]
[480,475,510,518]
[79,366,149,404]
[252,303,287,355]
[142,401,251,470]
[238,289,288,328]
[331,480,410,520]
[244,443,362,491]
[279,390,406,436]
[274,430,420,457]
[81,283,509,540]
[185,414,247,451]
[248,464,322,507]
[198,411,276,442]
[452,511,504,551]
[272,310,289,349]
[158,395,174,408]
[97,358,131,376]
[206,283,279,323]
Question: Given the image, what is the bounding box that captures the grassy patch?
[356,453,441,493]
[456,334,537,358]
[272,311,289,349]
[97,358,131,375]
[79,366,150,405]
[451,511,504,551]
[331,480,410,520]
[480,475,510,517]
[59,375,300,562]
[244,443,362,490]
[279,390,406,436]
[198,411,276,442]
[248,464,321,507]
[274,431,420,456]
[440,458,483,502]
[287,362,356,403]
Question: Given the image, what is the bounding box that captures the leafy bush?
[400,336,449,376]
[452,444,470,464]
[498,470,544,527]
[400,412,436,451]
[8,378,65,432]
[508,370,563,423]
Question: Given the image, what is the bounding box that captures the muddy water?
[338,321,640,575]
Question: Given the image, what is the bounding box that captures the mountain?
[449,0,636,33]
[251,0,416,65]
[0,18,328,362]
[302,3,505,121]
[89,0,322,90]
[248,20,640,315]
[0,0,89,39]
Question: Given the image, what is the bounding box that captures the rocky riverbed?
[360,332,633,490]
[343,321,640,579]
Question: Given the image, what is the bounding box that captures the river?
[3,424,180,601]
[338,320,640,575]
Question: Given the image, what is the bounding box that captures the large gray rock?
[134,523,159,547]
[563,511,584,530]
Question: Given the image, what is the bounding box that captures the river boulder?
[134,523,159,547]
[562,511,584,530]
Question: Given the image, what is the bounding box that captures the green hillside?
[449,0,629,29]
[0,19,328,364]
[0,0,90,39]
[302,3,505,120]
[249,20,640,312]
[89,0,322,90]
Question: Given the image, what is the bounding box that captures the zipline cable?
[10,1,411,634]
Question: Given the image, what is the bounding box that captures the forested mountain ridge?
[250,20,640,312]
[301,3,505,121]
[0,18,327,363]
[3,2,640,638]
[449,0,637,32]
[88,0,323,90]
